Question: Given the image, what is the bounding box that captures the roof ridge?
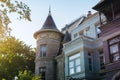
[62,16,85,31]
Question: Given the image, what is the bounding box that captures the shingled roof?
[34,9,61,39]
[63,31,71,43]
[41,13,59,31]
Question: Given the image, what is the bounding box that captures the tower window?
[40,45,47,57]
[39,67,46,80]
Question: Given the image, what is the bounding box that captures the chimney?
[87,11,92,17]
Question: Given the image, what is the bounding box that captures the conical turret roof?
[41,13,59,31]
[34,8,62,39]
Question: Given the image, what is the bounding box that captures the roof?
[61,12,98,32]
[83,12,99,23]
[62,16,85,31]
[63,31,71,43]
[92,0,110,10]
[34,10,61,39]
[41,13,59,31]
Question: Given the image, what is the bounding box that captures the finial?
[49,5,51,15]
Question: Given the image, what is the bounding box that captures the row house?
[62,12,106,80]
[93,0,120,80]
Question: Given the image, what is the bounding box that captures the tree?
[0,37,35,80]
[18,70,32,80]
[0,0,31,38]
[32,75,42,80]
[17,70,42,80]
[0,1,32,79]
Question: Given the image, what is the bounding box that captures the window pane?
[88,58,92,64]
[76,66,81,72]
[74,33,78,38]
[79,30,83,35]
[109,37,120,45]
[89,64,92,71]
[113,54,119,61]
[40,45,47,57]
[100,56,104,64]
[39,67,46,72]
[69,61,74,68]
[39,67,46,80]
[69,53,80,60]
[70,68,74,75]
[96,26,101,34]
[75,58,80,66]
[69,53,81,75]
[110,44,118,54]
[42,46,46,56]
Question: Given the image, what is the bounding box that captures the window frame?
[79,30,84,36]
[95,24,101,38]
[39,67,46,80]
[108,35,120,62]
[99,51,105,70]
[73,33,78,38]
[40,44,47,57]
[68,53,81,75]
[88,53,93,71]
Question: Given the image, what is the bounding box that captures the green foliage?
[18,70,32,80]
[0,1,32,79]
[0,0,31,21]
[0,37,35,80]
[2,78,6,80]
[17,70,42,80]
[32,75,42,80]
[0,0,31,39]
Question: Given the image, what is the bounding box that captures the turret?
[34,8,63,80]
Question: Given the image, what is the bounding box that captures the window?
[88,53,93,71]
[99,51,105,70]
[96,25,101,38]
[69,53,81,75]
[73,33,78,38]
[109,35,120,62]
[96,26,101,34]
[39,67,46,80]
[110,44,119,54]
[40,45,47,57]
[84,27,90,36]
[79,30,84,36]
[88,58,92,71]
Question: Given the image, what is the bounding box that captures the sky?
[9,0,100,48]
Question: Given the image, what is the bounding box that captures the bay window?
[69,53,81,75]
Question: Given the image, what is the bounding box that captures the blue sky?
[9,0,100,47]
